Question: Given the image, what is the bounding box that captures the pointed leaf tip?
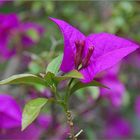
[46,54,63,75]
[22,98,48,131]
[0,74,46,86]
[70,80,109,95]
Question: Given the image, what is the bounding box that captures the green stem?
[63,79,77,140]
[59,78,82,139]
[51,85,60,100]
[64,78,74,106]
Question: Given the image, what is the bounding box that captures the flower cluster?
[50,17,139,83]
[0,14,140,140]
[0,13,44,60]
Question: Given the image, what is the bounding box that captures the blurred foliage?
[0,1,140,139]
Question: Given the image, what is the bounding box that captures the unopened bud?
[74,40,85,69]
[80,40,85,48]
[82,46,94,68]
[75,40,81,54]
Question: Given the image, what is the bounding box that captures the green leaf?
[44,70,83,87]
[28,62,41,74]
[86,126,96,140]
[76,87,100,100]
[46,54,63,74]
[70,80,109,95]
[86,87,100,100]
[22,98,48,131]
[44,69,83,89]
[26,29,39,42]
[56,70,84,82]
[0,74,46,86]
[44,72,55,86]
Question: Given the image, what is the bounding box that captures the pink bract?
[50,17,139,83]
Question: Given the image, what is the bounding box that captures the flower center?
[74,40,94,70]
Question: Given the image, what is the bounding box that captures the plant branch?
[66,110,77,140]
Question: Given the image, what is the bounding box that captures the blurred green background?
[0,1,140,140]
[1,0,140,52]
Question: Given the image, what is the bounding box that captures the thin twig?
[75,129,83,138]
[66,110,77,140]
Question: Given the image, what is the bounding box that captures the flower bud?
[82,46,94,68]
[74,40,85,69]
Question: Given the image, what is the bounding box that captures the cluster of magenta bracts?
[1,12,140,139]
[49,17,139,83]
[74,40,94,69]
[0,94,68,140]
[0,13,45,60]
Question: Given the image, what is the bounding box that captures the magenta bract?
[0,94,44,139]
[99,64,126,107]
[0,94,21,129]
[103,114,132,139]
[50,17,139,83]
[0,13,45,60]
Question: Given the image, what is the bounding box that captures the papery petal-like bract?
[99,64,126,107]
[50,17,139,83]
[0,125,42,140]
[100,76,125,107]
[0,94,21,128]
[49,17,86,72]
[103,113,132,139]
[0,13,45,60]
[21,22,45,47]
[81,33,139,82]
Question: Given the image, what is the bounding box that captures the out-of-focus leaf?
[75,87,99,100]
[75,88,85,100]
[87,87,100,100]
[22,98,48,131]
[29,62,41,74]
[70,80,109,95]
[31,1,42,12]
[0,74,46,86]
[122,91,130,106]
[46,54,63,75]
[86,127,96,140]
[44,1,54,14]
[26,29,39,42]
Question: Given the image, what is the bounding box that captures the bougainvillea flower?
[37,114,52,129]
[0,13,45,60]
[50,17,139,83]
[124,49,140,69]
[0,94,43,139]
[102,113,132,139]
[0,13,19,59]
[0,94,21,129]
[99,64,126,107]
[0,125,42,140]
[20,22,45,47]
